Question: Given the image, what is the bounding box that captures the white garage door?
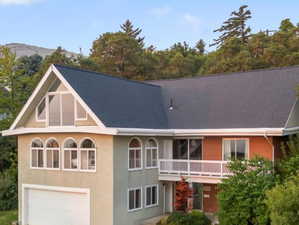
[24,186,90,225]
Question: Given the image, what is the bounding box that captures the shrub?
[0,166,18,211]
[266,174,299,225]
[158,211,211,225]
[218,157,277,225]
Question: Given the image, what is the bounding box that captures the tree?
[196,39,205,54]
[120,19,145,46]
[90,32,143,79]
[175,177,193,212]
[211,5,251,47]
[218,158,277,225]
[266,174,299,225]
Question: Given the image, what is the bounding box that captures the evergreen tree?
[120,19,145,46]
[211,5,252,47]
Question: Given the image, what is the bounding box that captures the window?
[80,138,96,171]
[31,139,44,168]
[48,93,75,126]
[45,138,60,169]
[36,98,46,121]
[145,139,158,168]
[173,139,202,160]
[223,139,249,161]
[128,138,142,170]
[63,138,78,170]
[145,185,158,207]
[75,100,87,120]
[128,187,142,211]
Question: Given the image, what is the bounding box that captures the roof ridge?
[147,64,299,83]
[54,64,161,88]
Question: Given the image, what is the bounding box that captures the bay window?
[31,139,44,168]
[45,138,60,169]
[63,138,78,170]
[80,138,96,171]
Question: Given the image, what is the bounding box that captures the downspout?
[264,131,275,162]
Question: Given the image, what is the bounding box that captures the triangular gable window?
[35,78,87,127]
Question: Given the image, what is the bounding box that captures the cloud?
[149,6,171,17]
[183,13,201,31]
[0,0,40,5]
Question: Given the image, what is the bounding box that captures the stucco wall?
[113,136,166,225]
[18,133,114,225]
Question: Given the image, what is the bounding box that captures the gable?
[285,99,299,128]
[12,65,103,129]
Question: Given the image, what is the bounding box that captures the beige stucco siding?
[18,133,114,225]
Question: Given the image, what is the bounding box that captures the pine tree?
[211,5,252,47]
[120,19,145,45]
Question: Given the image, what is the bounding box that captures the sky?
[0,0,299,55]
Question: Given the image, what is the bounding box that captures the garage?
[22,185,90,225]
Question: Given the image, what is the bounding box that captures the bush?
[157,211,211,225]
[218,157,277,225]
[0,166,18,211]
[266,174,299,225]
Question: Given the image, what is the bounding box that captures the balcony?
[158,159,232,182]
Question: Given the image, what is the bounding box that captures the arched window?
[45,138,60,169]
[31,138,44,168]
[63,138,78,170]
[128,138,142,170]
[80,138,96,171]
[145,139,158,168]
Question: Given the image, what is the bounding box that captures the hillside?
[3,43,78,58]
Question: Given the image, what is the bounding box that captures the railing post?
[221,162,223,177]
[188,161,190,176]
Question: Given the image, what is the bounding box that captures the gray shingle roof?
[149,66,299,129]
[55,65,168,129]
[56,64,299,129]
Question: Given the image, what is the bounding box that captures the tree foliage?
[266,174,299,225]
[218,158,277,225]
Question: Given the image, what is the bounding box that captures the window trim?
[30,138,44,169]
[222,138,250,161]
[145,138,159,169]
[35,97,46,122]
[75,100,88,121]
[128,137,143,171]
[128,187,143,212]
[45,137,60,170]
[62,137,79,171]
[79,137,97,172]
[145,184,159,208]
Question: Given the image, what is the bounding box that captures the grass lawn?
[0,210,18,225]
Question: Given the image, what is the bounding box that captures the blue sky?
[0,0,299,54]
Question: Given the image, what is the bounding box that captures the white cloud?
[183,13,201,31]
[149,6,171,17]
[0,0,40,5]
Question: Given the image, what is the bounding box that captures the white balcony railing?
[159,159,232,178]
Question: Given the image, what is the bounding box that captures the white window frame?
[36,91,87,127]
[35,97,46,122]
[79,138,97,172]
[30,138,44,169]
[145,138,158,169]
[222,138,250,161]
[145,184,159,208]
[75,100,88,121]
[62,138,79,171]
[45,138,60,170]
[128,138,143,171]
[128,187,143,212]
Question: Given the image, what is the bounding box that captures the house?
[2,64,299,225]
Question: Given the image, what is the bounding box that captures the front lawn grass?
[0,210,18,225]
